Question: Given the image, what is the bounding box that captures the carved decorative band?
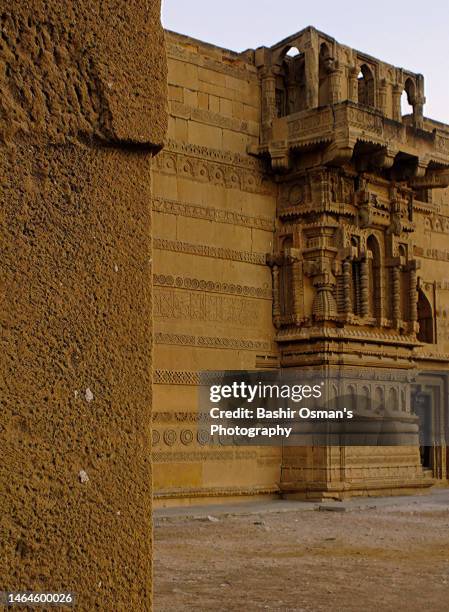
[414,245,449,261]
[163,139,261,170]
[154,238,267,265]
[154,371,242,386]
[154,288,266,326]
[153,287,266,329]
[154,371,199,386]
[152,408,206,420]
[154,274,271,299]
[154,332,271,350]
[153,197,273,231]
[152,450,258,463]
[152,140,274,195]
[154,484,279,498]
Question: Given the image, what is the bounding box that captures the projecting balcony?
[252,101,449,187]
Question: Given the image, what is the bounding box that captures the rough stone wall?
[0,2,167,610]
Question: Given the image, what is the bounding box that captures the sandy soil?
[154,496,449,612]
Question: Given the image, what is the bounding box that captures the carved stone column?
[413,95,425,129]
[348,67,359,103]
[392,84,402,122]
[408,260,419,325]
[306,260,338,321]
[328,65,342,104]
[391,264,401,322]
[360,255,369,317]
[342,258,352,315]
[303,33,319,109]
[260,67,277,143]
[378,79,387,115]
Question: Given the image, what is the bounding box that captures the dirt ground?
[154,491,449,612]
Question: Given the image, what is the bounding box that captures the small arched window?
[358,64,375,107]
[276,46,306,116]
[417,289,434,344]
[375,387,385,412]
[401,78,416,118]
[388,387,398,411]
[286,46,301,58]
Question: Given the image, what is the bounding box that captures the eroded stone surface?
[0,2,167,609]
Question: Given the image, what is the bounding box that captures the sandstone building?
[152,27,449,504]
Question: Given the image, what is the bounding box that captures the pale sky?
[162,0,449,124]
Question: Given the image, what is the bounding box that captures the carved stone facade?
[152,28,449,504]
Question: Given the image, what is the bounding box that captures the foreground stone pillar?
[0,2,167,610]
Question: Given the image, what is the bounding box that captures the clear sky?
[162,0,449,124]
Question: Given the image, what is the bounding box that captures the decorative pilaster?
[360,256,369,317]
[348,66,359,103]
[378,79,387,115]
[303,32,319,109]
[271,263,281,328]
[408,260,419,325]
[391,264,401,322]
[413,95,425,129]
[259,67,277,143]
[328,64,342,104]
[392,84,402,122]
[342,259,352,315]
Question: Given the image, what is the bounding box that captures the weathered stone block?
[1,1,167,609]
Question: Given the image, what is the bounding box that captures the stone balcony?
[252,101,449,187]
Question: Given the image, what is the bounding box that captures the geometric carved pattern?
[154,371,200,385]
[154,332,270,350]
[153,197,273,231]
[152,450,259,463]
[152,410,208,422]
[154,238,267,265]
[154,274,271,299]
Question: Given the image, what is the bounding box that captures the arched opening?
[374,387,384,413]
[401,389,407,412]
[275,47,306,117]
[367,235,382,320]
[286,46,301,58]
[358,64,375,107]
[346,384,357,411]
[318,42,331,106]
[388,387,398,411]
[417,289,434,343]
[361,385,371,411]
[401,77,416,118]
